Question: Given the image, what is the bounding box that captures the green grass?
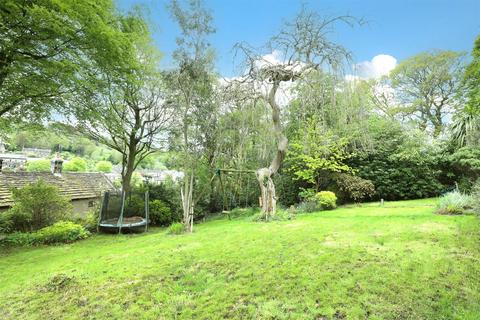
[1,198,479,319]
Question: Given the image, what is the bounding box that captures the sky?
[116,0,480,78]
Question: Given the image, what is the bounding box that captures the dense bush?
[144,181,181,215]
[447,146,480,191]
[1,222,90,246]
[350,118,444,200]
[95,160,113,173]
[314,191,337,210]
[77,208,100,232]
[149,200,176,226]
[436,191,475,215]
[335,173,375,203]
[0,210,30,233]
[34,221,90,244]
[167,222,185,235]
[0,213,13,233]
[124,193,145,217]
[4,180,72,232]
[26,159,50,172]
[63,157,87,172]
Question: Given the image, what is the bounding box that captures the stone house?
[0,159,116,217]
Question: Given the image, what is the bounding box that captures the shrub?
[335,173,375,203]
[0,211,14,233]
[34,221,90,244]
[436,191,475,215]
[314,191,337,210]
[63,157,87,172]
[167,222,185,235]
[124,194,145,218]
[75,208,100,232]
[349,117,445,200]
[95,161,113,173]
[149,200,175,226]
[26,159,50,172]
[1,222,90,246]
[296,201,318,213]
[5,180,72,232]
[0,232,36,246]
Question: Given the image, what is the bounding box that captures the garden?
[1,0,480,319]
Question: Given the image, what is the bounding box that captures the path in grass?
[1,199,479,319]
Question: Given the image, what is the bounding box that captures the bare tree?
[232,8,358,218]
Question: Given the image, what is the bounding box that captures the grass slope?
[0,199,479,319]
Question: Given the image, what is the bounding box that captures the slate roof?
[0,172,116,208]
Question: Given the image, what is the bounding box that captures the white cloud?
[355,54,397,79]
[346,54,397,81]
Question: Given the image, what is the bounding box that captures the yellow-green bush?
[315,191,337,210]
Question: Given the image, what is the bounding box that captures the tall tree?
[0,0,132,126]
[233,8,357,218]
[166,0,216,232]
[74,15,173,193]
[451,35,480,146]
[389,50,465,136]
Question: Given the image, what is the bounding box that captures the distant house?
[0,164,116,216]
[0,153,27,171]
[22,147,51,158]
[139,169,184,184]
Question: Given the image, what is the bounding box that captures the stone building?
[0,159,116,217]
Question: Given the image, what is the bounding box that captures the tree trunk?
[181,173,194,232]
[121,144,137,194]
[256,81,287,219]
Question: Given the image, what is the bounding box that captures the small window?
[88,201,95,207]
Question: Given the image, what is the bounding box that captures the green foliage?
[350,118,444,200]
[447,146,480,190]
[295,201,318,214]
[5,180,72,232]
[26,159,50,172]
[124,194,145,218]
[0,0,140,124]
[437,191,475,215]
[287,119,353,192]
[229,207,260,218]
[390,50,465,136]
[95,161,113,173]
[1,222,90,246]
[149,200,176,226]
[0,232,36,246]
[33,221,90,245]
[167,222,185,235]
[63,157,87,172]
[335,173,375,203]
[0,210,30,234]
[314,191,337,210]
[146,181,182,216]
[77,208,100,233]
[463,35,480,115]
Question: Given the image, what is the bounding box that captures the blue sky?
[117,0,480,77]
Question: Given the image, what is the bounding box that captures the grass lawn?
[1,198,479,319]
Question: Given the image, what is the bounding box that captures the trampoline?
[98,190,149,233]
